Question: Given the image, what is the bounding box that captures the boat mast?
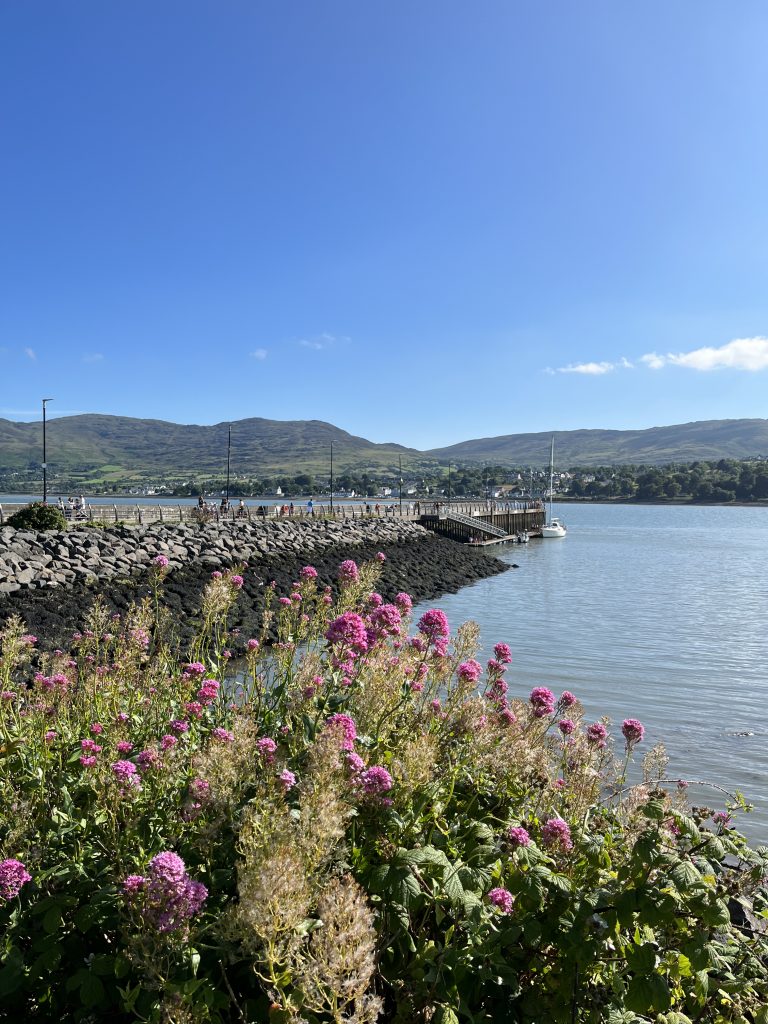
[549,436,555,522]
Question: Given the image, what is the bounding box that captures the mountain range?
[1,415,767,481]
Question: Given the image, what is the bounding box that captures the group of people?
[57,495,88,519]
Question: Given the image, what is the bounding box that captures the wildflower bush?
[1,555,767,1023]
[6,502,67,531]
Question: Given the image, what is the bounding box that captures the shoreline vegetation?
[0,554,766,1022]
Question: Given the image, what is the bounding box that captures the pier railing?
[0,499,544,530]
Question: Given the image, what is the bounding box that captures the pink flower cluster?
[325,612,368,653]
[417,609,449,643]
[112,760,141,793]
[457,660,482,684]
[493,642,512,665]
[487,887,514,913]
[506,826,531,848]
[324,713,357,751]
[621,718,645,747]
[529,687,556,718]
[197,679,220,705]
[338,559,360,583]
[0,859,32,900]
[123,851,207,933]
[541,818,573,852]
[586,722,608,747]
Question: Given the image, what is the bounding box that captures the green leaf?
[626,942,657,973]
[624,973,671,1013]
[670,860,701,891]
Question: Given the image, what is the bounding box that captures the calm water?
[412,504,768,845]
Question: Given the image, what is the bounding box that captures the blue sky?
[2,1,768,449]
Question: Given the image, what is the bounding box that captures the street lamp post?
[225,425,232,504]
[42,398,53,503]
[447,462,452,504]
[399,455,402,514]
[330,441,334,514]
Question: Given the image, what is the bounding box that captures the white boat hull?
[541,516,567,538]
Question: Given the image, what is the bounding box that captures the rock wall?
[0,519,431,594]
[0,519,511,651]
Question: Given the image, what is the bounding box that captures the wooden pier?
[417,501,545,544]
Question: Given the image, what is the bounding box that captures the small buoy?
[511,563,519,569]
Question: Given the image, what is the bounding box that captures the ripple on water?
[411,503,768,845]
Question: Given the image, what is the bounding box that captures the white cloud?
[640,336,768,372]
[24,347,36,361]
[250,348,268,360]
[82,352,104,363]
[556,361,617,375]
[640,352,667,370]
[298,332,349,351]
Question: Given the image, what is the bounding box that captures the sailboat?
[541,436,567,538]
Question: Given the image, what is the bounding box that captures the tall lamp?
[42,398,54,503]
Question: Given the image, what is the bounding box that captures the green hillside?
[1,414,768,485]
[426,418,768,466]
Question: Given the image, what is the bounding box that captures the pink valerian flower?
[325,612,369,653]
[211,571,222,580]
[21,634,37,646]
[0,860,32,900]
[185,701,204,719]
[246,638,260,652]
[300,565,318,579]
[170,720,189,734]
[542,818,573,851]
[432,638,449,659]
[44,730,57,743]
[211,727,234,743]
[197,679,220,705]
[369,604,403,637]
[488,887,514,913]
[116,740,133,753]
[278,597,292,607]
[90,722,104,735]
[558,718,575,736]
[81,739,102,753]
[79,756,97,768]
[375,551,386,562]
[112,760,142,792]
[360,765,393,796]
[713,811,732,828]
[553,778,566,791]
[559,691,577,709]
[137,748,160,769]
[417,609,449,643]
[130,628,151,650]
[529,687,556,718]
[499,708,517,726]
[153,554,169,568]
[161,735,178,751]
[184,662,206,677]
[338,559,360,583]
[506,826,531,848]
[229,574,244,590]
[256,737,277,763]
[395,592,413,615]
[493,642,512,665]
[486,658,504,677]
[125,852,207,934]
[324,713,357,751]
[189,778,211,803]
[457,660,482,684]
[586,722,608,747]
[367,592,383,608]
[621,718,645,748]
[279,769,296,791]
[115,711,129,723]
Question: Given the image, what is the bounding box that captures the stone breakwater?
[0,518,510,650]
